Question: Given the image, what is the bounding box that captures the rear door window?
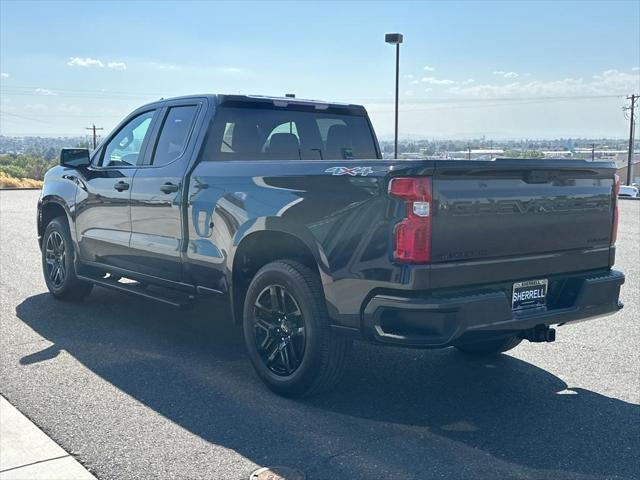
[151,105,199,166]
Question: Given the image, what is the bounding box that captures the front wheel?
[455,335,522,356]
[41,216,93,301]
[242,260,351,397]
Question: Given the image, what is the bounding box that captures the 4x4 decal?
[325,166,374,177]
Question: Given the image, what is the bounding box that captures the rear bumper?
[362,269,625,348]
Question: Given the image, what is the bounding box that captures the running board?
[77,274,197,309]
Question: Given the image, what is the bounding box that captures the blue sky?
[1,0,639,138]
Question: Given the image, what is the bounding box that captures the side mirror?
[60,148,91,168]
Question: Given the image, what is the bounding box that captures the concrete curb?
[0,396,96,480]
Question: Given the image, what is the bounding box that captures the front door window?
[101,111,155,167]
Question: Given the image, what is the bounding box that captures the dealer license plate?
[512,279,548,310]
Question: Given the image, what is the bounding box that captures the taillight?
[611,174,620,245]
[389,177,431,263]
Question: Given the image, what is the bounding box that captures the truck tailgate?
[429,159,616,263]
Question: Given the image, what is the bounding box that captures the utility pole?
[624,94,638,185]
[592,143,595,161]
[467,146,471,160]
[85,124,104,150]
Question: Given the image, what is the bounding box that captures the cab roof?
[140,94,367,115]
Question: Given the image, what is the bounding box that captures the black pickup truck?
[38,94,625,396]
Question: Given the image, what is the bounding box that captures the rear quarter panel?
[185,160,428,326]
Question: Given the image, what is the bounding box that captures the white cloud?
[600,69,619,77]
[418,77,475,87]
[57,104,82,114]
[67,57,104,68]
[67,57,127,71]
[448,68,639,98]
[424,88,433,93]
[632,66,639,71]
[107,61,127,71]
[423,65,435,72]
[405,90,414,96]
[24,103,48,113]
[405,74,414,79]
[152,62,181,70]
[410,79,419,85]
[0,72,8,78]
[493,70,519,78]
[421,76,456,85]
[35,88,58,96]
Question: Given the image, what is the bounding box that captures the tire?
[242,260,351,397]
[41,216,93,301]
[455,335,522,356]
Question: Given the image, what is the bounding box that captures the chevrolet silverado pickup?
[38,94,625,396]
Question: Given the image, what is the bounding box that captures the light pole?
[385,33,403,159]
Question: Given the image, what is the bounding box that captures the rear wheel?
[455,335,522,356]
[42,216,93,301]
[242,260,351,397]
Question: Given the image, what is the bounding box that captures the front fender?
[39,166,78,243]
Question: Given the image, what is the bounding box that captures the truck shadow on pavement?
[15,290,640,480]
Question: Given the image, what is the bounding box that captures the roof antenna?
[285,93,295,98]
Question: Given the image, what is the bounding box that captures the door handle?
[160,182,179,194]
[114,181,130,192]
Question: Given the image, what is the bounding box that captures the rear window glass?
[205,106,378,160]
[151,105,198,166]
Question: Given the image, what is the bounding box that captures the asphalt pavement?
[1,189,638,480]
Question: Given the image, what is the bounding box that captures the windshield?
[206,106,379,161]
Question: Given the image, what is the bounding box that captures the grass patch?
[0,172,43,189]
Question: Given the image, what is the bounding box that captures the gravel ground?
[1,189,638,480]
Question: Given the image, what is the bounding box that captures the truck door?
[128,100,204,281]
[75,109,158,270]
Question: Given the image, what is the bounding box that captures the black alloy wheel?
[242,260,351,397]
[41,216,93,301]
[44,230,66,288]
[253,284,306,376]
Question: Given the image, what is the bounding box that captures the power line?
[0,85,629,104]
[1,85,165,96]
[351,94,627,104]
[4,113,121,118]
[368,95,614,113]
[0,111,56,125]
